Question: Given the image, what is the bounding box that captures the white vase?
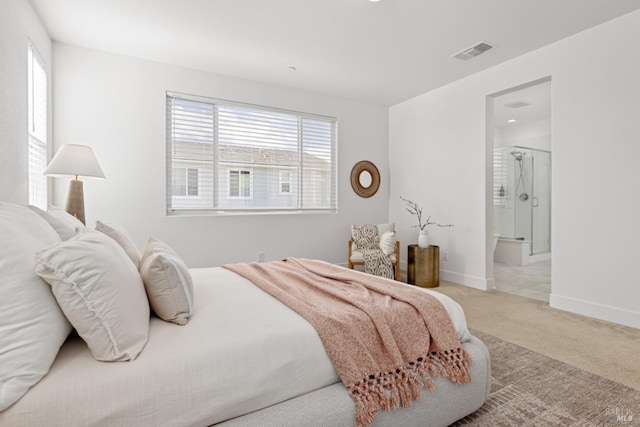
[418,230,429,248]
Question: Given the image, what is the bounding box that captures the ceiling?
[493,80,551,129]
[29,0,640,106]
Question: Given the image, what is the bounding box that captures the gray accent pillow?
[140,237,194,325]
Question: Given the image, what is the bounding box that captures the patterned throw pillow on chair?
[351,224,380,251]
[351,225,394,279]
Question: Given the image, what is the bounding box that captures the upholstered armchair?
[348,223,400,280]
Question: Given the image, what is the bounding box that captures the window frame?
[166,91,338,216]
[27,42,48,209]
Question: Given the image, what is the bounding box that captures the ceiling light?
[368,0,382,2]
[507,119,516,123]
[289,66,296,71]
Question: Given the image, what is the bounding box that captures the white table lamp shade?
[44,144,105,179]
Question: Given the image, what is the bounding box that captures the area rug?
[451,330,639,426]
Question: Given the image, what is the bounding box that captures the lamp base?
[66,179,85,225]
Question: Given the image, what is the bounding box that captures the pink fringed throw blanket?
[223,258,472,427]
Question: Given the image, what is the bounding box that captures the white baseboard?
[401,261,490,290]
[528,252,551,264]
[550,293,640,329]
[440,270,490,291]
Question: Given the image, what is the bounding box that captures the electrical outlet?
[257,252,265,262]
[443,252,448,262]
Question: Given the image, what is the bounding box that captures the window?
[172,167,199,196]
[280,171,292,194]
[166,92,337,214]
[493,150,508,207]
[28,43,47,209]
[229,170,251,198]
[187,168,199,196]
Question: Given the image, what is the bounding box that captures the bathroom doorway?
[488,78,552,302]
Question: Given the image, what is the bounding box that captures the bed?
[0,202,490,427]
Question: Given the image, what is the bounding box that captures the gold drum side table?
[407,244,439,288]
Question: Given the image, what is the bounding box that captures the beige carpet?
[452,330,640,426]
[432,281,640,391]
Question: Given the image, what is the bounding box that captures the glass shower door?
[531,150,551,254]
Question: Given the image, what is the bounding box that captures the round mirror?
[359,170,373,188]
[350,161,380,198]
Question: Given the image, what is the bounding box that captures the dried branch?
[400,196,453,230]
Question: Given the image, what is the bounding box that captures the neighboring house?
[170,142,331,211]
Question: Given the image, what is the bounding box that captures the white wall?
[390,10,640,328]
[51,44,390,267]
[0,0,52,203]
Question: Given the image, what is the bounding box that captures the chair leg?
[348,240,354,270]
[394,240,400,281]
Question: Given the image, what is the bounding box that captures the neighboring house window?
[187,168,199,196]
[28,43,47,209]
[166,92,337,214]
[229,170,251,198]
[280,171,292,194]
[172,167,199,196]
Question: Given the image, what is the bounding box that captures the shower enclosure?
[494,146,551,255]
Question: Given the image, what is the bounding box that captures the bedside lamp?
[44,144,106,225]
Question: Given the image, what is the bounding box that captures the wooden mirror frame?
[350,160,380,198]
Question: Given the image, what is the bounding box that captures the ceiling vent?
[453,42,493,61]
[505,101,530,109]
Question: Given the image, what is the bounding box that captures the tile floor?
[493,259,551,302]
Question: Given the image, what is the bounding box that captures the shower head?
[510,151,525,161]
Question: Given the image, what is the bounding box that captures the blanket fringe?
[349,347,472,427]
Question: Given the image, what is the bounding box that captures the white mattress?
[0,266,470,427]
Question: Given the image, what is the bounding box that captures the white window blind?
[166,92,337,214]
[28,43,47,209]
[493,150,507,207]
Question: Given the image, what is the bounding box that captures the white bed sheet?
[0,266,470,427]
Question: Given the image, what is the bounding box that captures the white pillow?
[35,229,149,362]
[47,205,85,233]
[27,205,77,241]
[379,231,396,256]
[95,220,141,269]
[377,222,395,237]
[140,237,194,325]
[0,202,72,412]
